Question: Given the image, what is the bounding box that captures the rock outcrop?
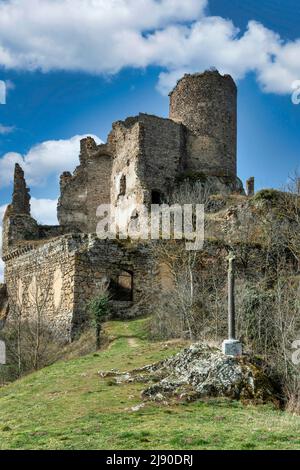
[100,343,278,404]
[142,344,276,402]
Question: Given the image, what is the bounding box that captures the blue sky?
[0,0,300,211]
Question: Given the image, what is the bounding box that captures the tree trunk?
[96,324,101,350]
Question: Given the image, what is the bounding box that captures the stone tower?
[169,70,237,177]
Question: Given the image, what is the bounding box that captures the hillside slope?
[0,318,299,450]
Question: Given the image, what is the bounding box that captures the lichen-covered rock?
[141,343,276,403]
[98,343,278,403]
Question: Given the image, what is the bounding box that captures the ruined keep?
[1,70,245,341]
[169,71,237,177]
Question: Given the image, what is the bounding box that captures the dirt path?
[107,335,139,350]
[127,337,139,348]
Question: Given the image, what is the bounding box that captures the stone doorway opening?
[110,270,133,302]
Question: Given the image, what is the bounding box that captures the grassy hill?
[0,318,299,450]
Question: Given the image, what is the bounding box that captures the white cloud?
[0,80,6,104]
[0,124,15,135]
[30,197,58,225]
[0,0,299,94]
[0,198,58,282]
[0,134,102,187]
[0,79,14,105]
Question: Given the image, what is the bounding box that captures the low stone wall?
[4,235,160,341]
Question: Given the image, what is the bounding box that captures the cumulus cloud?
[0,134,102,187]
[0,198,58,281]
[0,0,299,94]
[30,197,58,225]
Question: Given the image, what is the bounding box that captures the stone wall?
[86,148,112,232]
[71,236,158,333]
[2,208,39,258]
[57,168,88,232]
[138,113,185,203]
[11,163,31,214]
[4,234,160,341]
[108,113,186,233]
[109,116,142,229]
[4,236,77,341]
[57,138,113,233]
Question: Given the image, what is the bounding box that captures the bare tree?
[5,278,24,377]
[281,172,300,269]
[154,242,198,340]
[171,180,212,208]
[26,271,53,371]
[3,255,60,379]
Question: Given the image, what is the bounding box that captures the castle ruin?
[0,70,245,341]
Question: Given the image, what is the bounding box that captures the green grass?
[0,317,299,450]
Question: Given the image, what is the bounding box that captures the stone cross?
[228,253,236,340]
[222,252,242,356]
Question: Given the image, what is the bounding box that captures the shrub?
[88,293,110,350]
[253,189,282,204]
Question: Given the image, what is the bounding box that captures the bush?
[88,293,110,350]
[253,189,282,204]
